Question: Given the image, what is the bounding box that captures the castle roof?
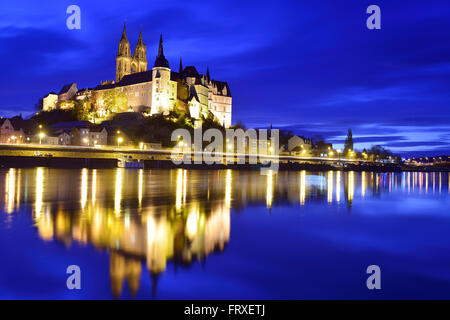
[117,70,153,87]
[59,83,76,95]
[211,80,232,97]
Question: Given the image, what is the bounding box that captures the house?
[46,130,72,145]
[288,135,312,156]
[0,119,24,143]
[88,127,108,146]
[0,117,37,144]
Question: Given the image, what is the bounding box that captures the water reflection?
[0,168,449,298]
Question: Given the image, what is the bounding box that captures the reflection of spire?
[110,252,126,299]
[126,257,142,299]
[150,272,159,299]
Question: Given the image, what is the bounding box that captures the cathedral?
[93,24,232,128]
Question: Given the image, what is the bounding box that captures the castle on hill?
[43,24,232,128]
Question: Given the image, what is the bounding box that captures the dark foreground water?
[0,168,450,299]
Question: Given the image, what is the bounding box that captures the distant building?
[51,121,107,146]
[42,93,58,111]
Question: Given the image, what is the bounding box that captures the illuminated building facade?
[92,24,233,127]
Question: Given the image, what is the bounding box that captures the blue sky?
[0,0,449,156]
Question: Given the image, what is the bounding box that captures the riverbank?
[0,155,449,172]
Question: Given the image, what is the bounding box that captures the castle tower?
[133,28,147,73]
[151,34,171,115]
[116,23,132,82]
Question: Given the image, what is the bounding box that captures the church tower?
[133,29,147,73]
[116,23,132,82]
[151,34,171,115]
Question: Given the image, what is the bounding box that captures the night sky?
[1,0,449,156]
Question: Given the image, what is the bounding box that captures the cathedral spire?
[121,21,128,41]
[179,57,183,73]
[136,27,144,47]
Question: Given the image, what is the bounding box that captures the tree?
[344,129,354,154]
[103,89,128,113]
[35,97,44,111]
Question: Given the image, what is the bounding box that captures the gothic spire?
[121,22,128,41]
[179,57,183,73]
[136,28,144,47]
[206,66,210,81]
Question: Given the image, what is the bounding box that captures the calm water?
[0,168,450,299]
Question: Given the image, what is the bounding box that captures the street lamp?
[117,137,123,148]
[39,132,45,145]
[337,149,342,160]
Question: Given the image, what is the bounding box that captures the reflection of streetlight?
[38,124,44,144]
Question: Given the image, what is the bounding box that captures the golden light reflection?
[186,205,200,239]
[35,168,44,218]
[266,170,273,209]
[299,170,306,205]
[115,168,123,216]
[327,171,333,203]
[5,168,16,213]
[348,171,354,202]
[336,171,341,203]
[361,171,366,198]
[81,168,88,209]
[92,169,97,204]
[138,169,143,207]
[175,169,184,211]
[225,169,232,208]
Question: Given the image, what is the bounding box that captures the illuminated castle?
[93,24,232,127]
